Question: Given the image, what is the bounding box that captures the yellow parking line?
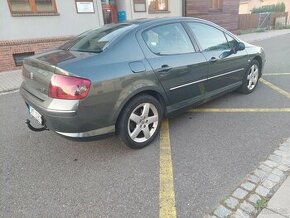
[189,108,290,113]
[159,119,176,218]
[260,78,290,99]
[264,73,290,76]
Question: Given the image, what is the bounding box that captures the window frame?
[7,0,58,16]
[13,52,35,67]
[148,0,169,14]
[133,0,146,13]
[209,0,223,11]
[224,33,239,50]
[141,22,196,56]
[75,0,95,14]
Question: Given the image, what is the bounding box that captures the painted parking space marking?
[260,78,290,99]
[159,78,290,217]
[264,73,290,76]
[188,108,290,113]
[159,119,177,218]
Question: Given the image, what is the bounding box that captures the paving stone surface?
[264,160,278,168]
[255,186,270,197]
[240,201,256,215]
[272,169,283,177]
[268,174,282,183]
[248,194,261,204]
[241,182,256,191]
[232,188,248,200]
[213,205,232,218]
[224,197,239,210]
[234,209,250,218]
[268,155,282,163]
[277,165,289,172]
[259,164,272,172]
[262,180,276,189]
[248,175,260,184]
[254,169,267,180]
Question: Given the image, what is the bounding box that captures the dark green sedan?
[20,17,265,149]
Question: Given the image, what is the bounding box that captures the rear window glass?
[60,24,137,53]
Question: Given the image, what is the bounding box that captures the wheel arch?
[253,56,263,77]
[114,88,167,132]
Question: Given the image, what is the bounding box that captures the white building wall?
[0,0,104,41]
[121,0,182,20]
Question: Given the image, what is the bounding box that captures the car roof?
[126,16,201,25]
[124,16,239,41]
[123,17,227,32]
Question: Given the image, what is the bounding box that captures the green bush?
[251,2,286,13]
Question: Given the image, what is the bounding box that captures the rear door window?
[142,23,195,55]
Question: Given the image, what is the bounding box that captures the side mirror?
[237,42,245,51]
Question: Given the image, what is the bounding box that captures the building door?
[101,0,117,24]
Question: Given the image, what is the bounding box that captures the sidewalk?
[257,176,290,218]
[0,69,22,94]
[239,29,290,43]
[1,29,290,94]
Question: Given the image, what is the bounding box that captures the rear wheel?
[239,60,260,94]
[117,95,163,149]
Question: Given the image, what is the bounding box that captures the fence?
[238,12,288,30]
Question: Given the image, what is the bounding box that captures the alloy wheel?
[127,103,159,143]
[247,64,259,91]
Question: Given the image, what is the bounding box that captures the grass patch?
[237,28,267,35]
[255,198,268,212]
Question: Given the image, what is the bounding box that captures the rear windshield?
[59,24,137,53]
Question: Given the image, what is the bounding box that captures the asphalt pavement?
[1,33,290,217]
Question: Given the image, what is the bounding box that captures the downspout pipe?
[182,0,186,17]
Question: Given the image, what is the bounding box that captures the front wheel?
[239,60,260,94]
[117,95,163,149]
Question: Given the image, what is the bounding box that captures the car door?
[186,22,249,94]
[137,22,209,110]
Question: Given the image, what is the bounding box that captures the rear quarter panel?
[58,30,167,129]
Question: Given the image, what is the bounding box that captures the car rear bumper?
[20,85,115,137]
[56,125,115,138]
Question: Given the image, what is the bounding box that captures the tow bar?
[25,119,48,132]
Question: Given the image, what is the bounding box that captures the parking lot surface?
[1,34,290,217]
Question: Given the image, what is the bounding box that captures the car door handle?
[209,57,218,63]
[156,65,173,73]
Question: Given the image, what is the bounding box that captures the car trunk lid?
[21,50,94,101]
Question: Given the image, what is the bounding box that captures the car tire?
[238,60,260,94]
[117,95,163,149]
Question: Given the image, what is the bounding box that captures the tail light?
[49,74,91,100]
